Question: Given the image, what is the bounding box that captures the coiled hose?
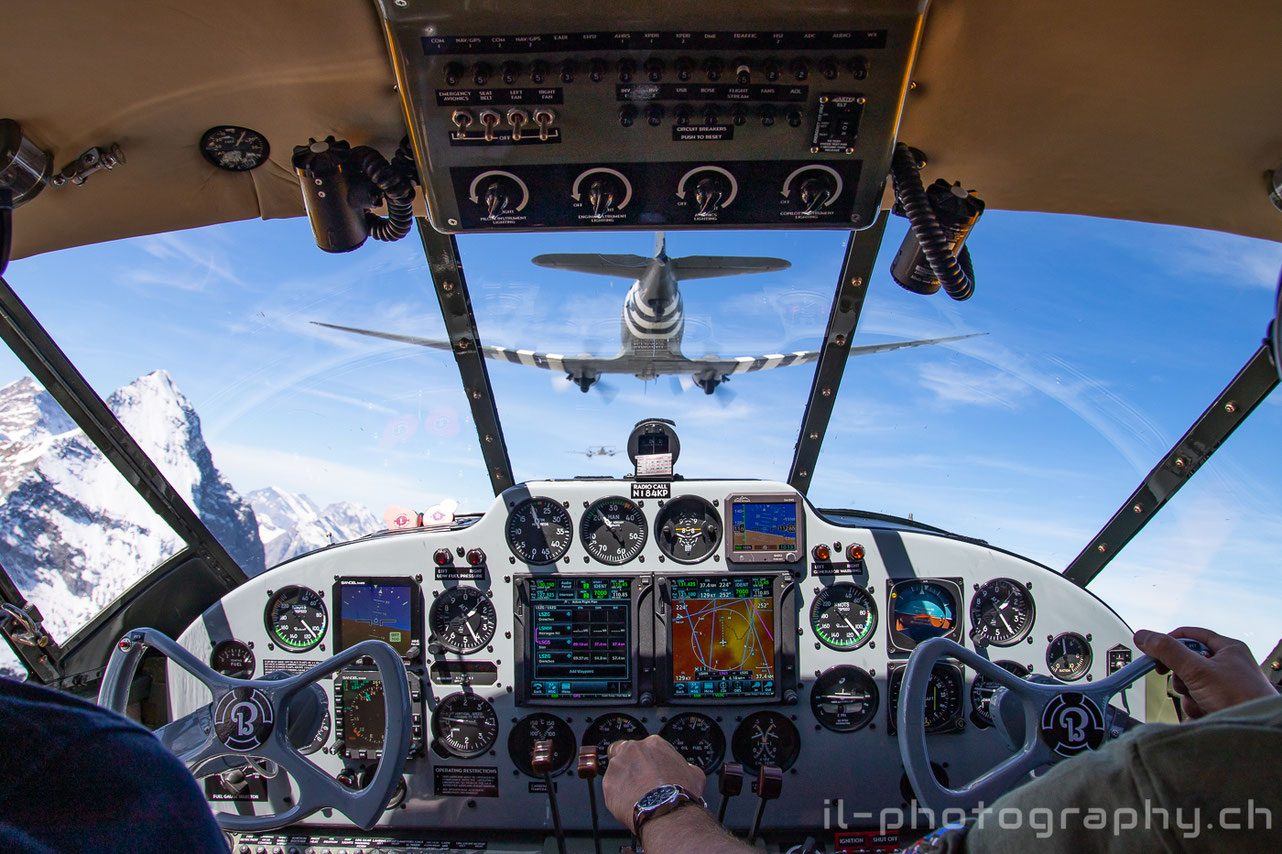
[890,142,974,301]
[349,144,416,242]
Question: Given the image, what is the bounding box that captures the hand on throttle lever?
[1134,626,1276,720]
[602,736,707,832]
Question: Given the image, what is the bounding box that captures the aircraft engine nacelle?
[568,371,599,393]
[692,370,727,395]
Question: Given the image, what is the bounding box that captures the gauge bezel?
[506,496,575,565]
[428,585,498,654]
[655,571,798,706]
[887,662,965,735]
[209,639,256,677]
[654,495,722,564]
[810,665,879,733]
[885,577,964,653]
[513,574,650,706]
[659,712,726,773]
[809,582,878,650]
[1046,631,1093,681]
[722,491,805,565]
[431,692,499,759]
[263,585,328,653]
[332,576,423,661]
[198,125,270,171]
[580,495,649,565]
[968,577,1036,647]
[969,660,1030,729]
[508,712,576,777]
[730,710,801,773]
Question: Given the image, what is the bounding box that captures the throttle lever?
[716,762,744,824]
[748,765,783,843]
[532,739,567,854]
[577,746,603,854]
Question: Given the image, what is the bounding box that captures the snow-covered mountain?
[248,487,380,567]
[0,372,265,673]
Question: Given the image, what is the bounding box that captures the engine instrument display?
[582,712,647,770]
[726,494,803,564]
[580,496,648,565]
[525,576,633,701]
[669,575,776,700]
[730,710,801,772]
[969,578,1035,646]
[655,496,721,564]
[210,639,255,677]
[1046,632,1092,681]
[887,579,962,652]
[334,577,420,658]
[810,665,879,732]
[336,675,389,759]
[809,583,877,650]
[888,663,965,734]
[507,497,574,564]
[264,585,328,653]
[429,586,497,654]
[660,712,726,773]
[431,692,499,758]
[508,712,575,777]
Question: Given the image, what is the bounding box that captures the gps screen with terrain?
[669,575,776,699]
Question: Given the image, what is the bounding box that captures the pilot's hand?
[1134,627,1276,720]
[602,735,708,832]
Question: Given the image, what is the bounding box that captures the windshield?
[1,212,1280,675]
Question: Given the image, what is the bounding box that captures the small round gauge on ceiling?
[582,712,648,770]
[506,496,574,564]
[429,586,497,654]
[654,495,721,564]
[264,585,327,653]
[1046,631,1092,681]
[969,578,1036,646]
[209,639,255,677]
[809,583,878,650]
[581,496,648,565]
[432,692,499,758]
[199,125,270,171]
[810,665,879,733]
[660,712,725,773]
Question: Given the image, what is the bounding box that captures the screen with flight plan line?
[670,575,776,698]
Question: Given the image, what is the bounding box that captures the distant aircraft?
[568,446,617,458]
[315,233,982,395]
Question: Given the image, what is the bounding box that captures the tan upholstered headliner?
[5,0,1281,260]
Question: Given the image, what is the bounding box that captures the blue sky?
[3,211,1282,656]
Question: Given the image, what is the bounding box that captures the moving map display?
[335,578,417,657]
[670,575,776,699]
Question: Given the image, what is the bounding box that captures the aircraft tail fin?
[671,255,792,281]
[654,232,667,260]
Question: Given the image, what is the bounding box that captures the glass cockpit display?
[525,576,633,701]
[726,495,803,564]
[336,674,388,758]
[669,575,776,700]
[334,577,420,658]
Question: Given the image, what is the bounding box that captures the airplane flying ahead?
[315,233,982,395]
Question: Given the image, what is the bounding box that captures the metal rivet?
[1225,401,1237,413]
[443,281,454,291]
[809,432,819,440]
[821,387,832,397]
[1175,457,1187,468]
[1096,543,1107,553]
[851,277,864,287]
[799,470,808,478]
[1132,504,1143,513]
[484,434,493,443]
[856,96,867,105]
[835,334,846,346]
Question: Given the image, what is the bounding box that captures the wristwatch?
[632,784,707,838]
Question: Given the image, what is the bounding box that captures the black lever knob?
[645,57,665,82]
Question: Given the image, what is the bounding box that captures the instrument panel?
[172,479,1142,849]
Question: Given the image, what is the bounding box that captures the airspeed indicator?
[264,586,327,652]
[809,583,877,650]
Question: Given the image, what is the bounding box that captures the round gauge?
[299,709,331,755]
[969,578,1036,646]
[655,496,721,564]
[581,496,649,565]
[508,712,576,777]
[582,713,648,771]
[810,666,879,733]
[890,665,964,732]
[809,584,878,650]
[506,497,574,564]
[730,711,801,773]
[210,639,255,677]
[429,586,497,653]
[264,586,328,652]
[889,580,959,650]
[432,692,499,758]
[1046,632,1092,681]
[199,125,270,171]
[969,661,1030,729]
[660,712,725,773]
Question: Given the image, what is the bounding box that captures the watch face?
[638,784,679,809]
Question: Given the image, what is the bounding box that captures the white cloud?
[917,362,1030,409]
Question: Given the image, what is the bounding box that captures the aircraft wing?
[529,253,653,277]
[682,333,987,375]
[670,255,792,280]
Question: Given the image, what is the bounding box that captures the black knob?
[731,105,746,126]
[674,103,693,125]
[818,58,839,80]
[758,104,776,126]
[645,57,665,82]
[443,62,465,86]
[530,60,548,84]
[639,691,655,706]
[589,58,607,82]
[702,104,719,125]
[618,104,638,127]
[762,57,780,81]
[472,62,492,86]
[789,57,809,80]
[501,61,521,84]
[617,58,637,82]
[783,689,799,705]
[675,57,694,81]
[560,59,577,83]
[646,104,665,126]
[847,56,868,80]
[703,57,723,81]
[786,107,803,128]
